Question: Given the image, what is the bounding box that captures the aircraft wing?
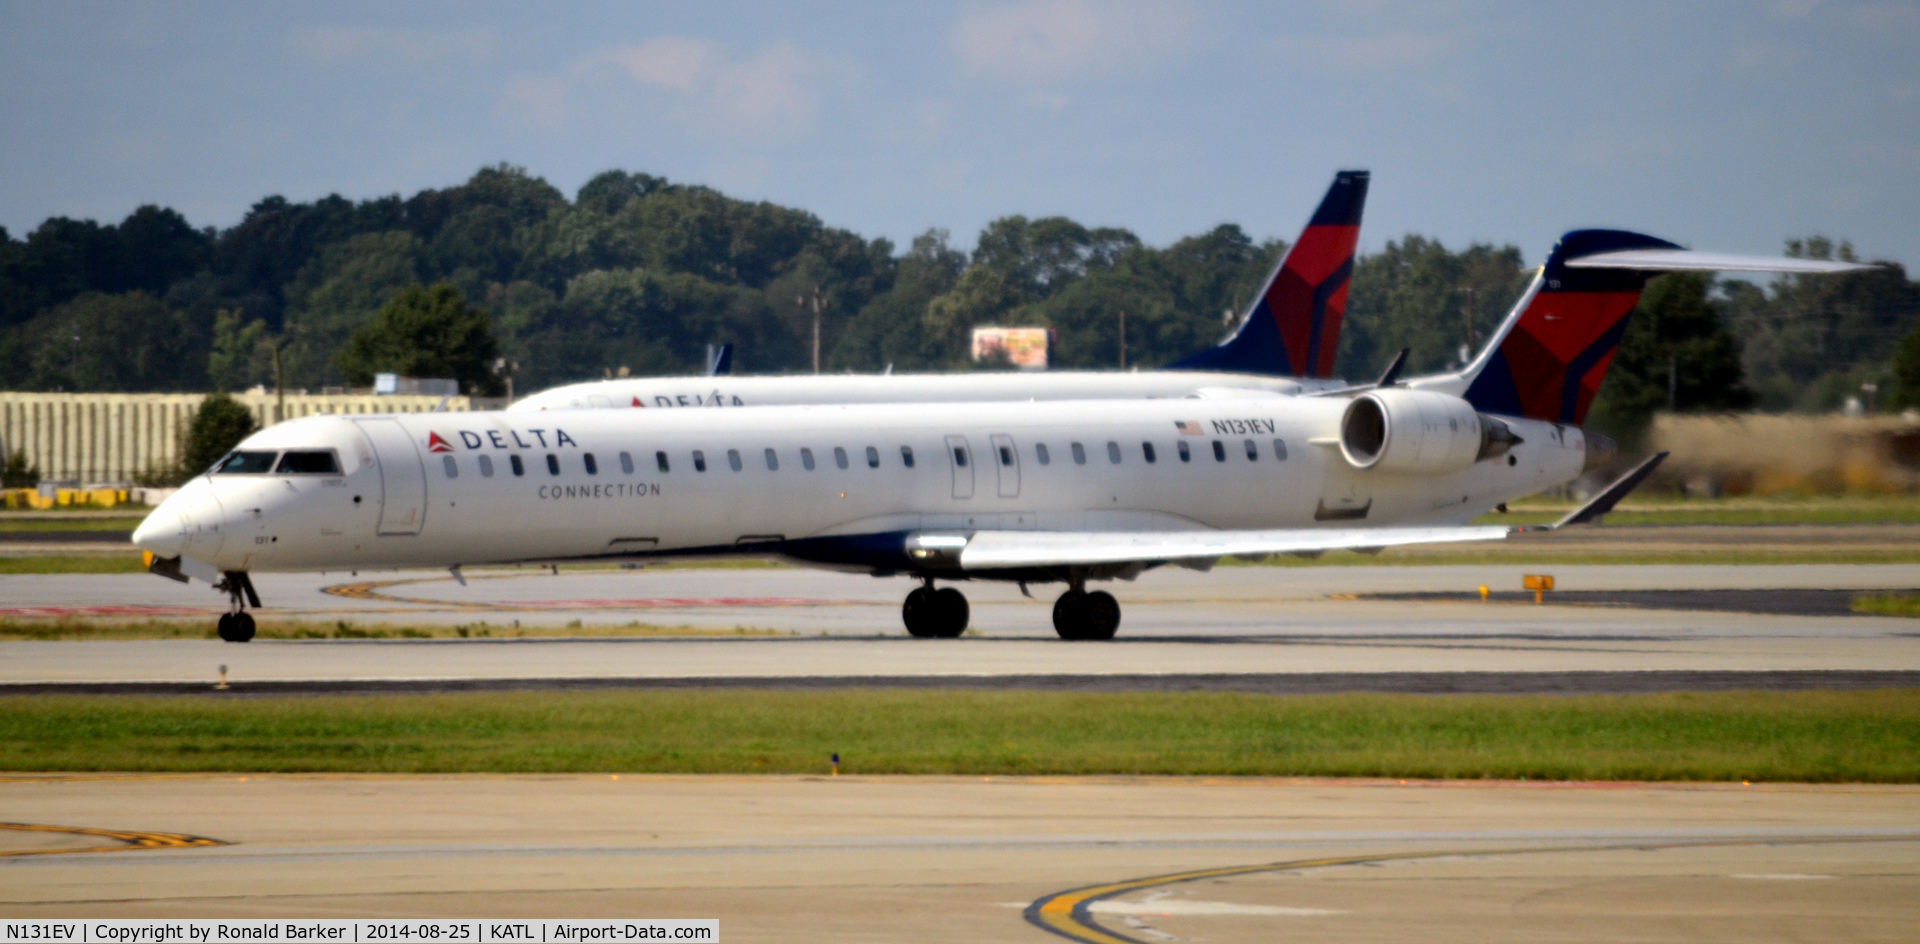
[944,524,1512,569]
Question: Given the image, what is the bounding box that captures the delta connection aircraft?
[131,229,1865,642]
[510,170,1374,412]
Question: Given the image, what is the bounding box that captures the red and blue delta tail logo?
[426,431,455,453]
[1171,170,1368,378]
[1461,230,1682,426]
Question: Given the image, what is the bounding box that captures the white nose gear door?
[354,418,428,535]
[945,435,975,499]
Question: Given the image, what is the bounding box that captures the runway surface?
[5,563,1920,687]
[2,774,1915,941]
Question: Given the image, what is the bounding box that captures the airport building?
[0,390,490,486]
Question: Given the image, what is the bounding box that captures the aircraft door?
[353,418,428,535]
[944,435,975,500]
[989,433,1021,498]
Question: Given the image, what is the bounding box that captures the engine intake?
[1339,390,1518,474]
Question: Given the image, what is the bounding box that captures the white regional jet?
[509,171,1374,412]
[131,229,1865,642]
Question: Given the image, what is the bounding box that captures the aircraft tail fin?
[1171,170,1368,378]
[1450,230,1869,426]
[706,343,734,377]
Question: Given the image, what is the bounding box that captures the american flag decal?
[1174,420,1204,436]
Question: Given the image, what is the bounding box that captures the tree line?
[2,164,1915,444]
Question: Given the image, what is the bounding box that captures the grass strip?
[0,517,145,533]
[1854,595,1920,618]
[1,689,1914,782]
[0,554,148,574]
[0,616,786,641]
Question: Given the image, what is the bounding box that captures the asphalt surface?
[2,774,1915,941]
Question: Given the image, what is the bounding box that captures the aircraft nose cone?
[131,513,186,558]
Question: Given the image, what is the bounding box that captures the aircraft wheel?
[902,587,940,637]
[217,612,255,643]
[1052,590,1090,640]
[931,587,969,638]
[1082,591,1121,640]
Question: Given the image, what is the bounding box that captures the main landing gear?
[902,580,969,638]
[215,571,260,643]
[1051,586,1120,640]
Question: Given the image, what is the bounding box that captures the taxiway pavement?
[2,774,1915,942]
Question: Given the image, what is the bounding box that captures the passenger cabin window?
[834,447,849,469]
[510,455,526,477]
[1272,438,1288,461]
[952,446,968,467]
[583,453,598,475]
[214,451,278,474]
[900,445,915,468]
[1106,441,1122,464]
[999,445,1014,466]
[1141,442,1156,464]
[1035,443,1050,465]
[619,451,635,474]
[693,450,708,472]
[275,450,340,474]
[1071,442,1087,465]
[865,446,880,468]
[656,451,670,473]
[801,447,816,471]
[765,448,779,471]
[442,455,458,478]
[1212,440,1226,462]
[1244,439,1259,461]
[1176,441,1191,462]
[727,449,743,472]
[478,455,494,477]
[546,454,561,475]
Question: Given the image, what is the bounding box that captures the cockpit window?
[275,450,341,474]
[213,451,279,474]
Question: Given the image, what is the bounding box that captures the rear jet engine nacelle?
[1339,389,1503,474]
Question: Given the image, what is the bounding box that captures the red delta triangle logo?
[426,432,455,453]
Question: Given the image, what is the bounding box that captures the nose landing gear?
[902,580,969,638]
[214,571,260,643]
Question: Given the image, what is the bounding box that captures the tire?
[902,586,940,637]
[1052,590,1089,640]
[233,611,257,642]
[216,613,239,642]
[931,587,969,637]
[1082,591,1121,640]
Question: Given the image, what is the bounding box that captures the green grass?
[1229,547,1920,567]
[0,616,788,641]
[0,554,147,574]
[1854,595,1920,618]
[1476,494,1920,526]
[1,689,1915,782]
[0,516,144,533]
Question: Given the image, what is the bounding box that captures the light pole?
[798,287,825,374]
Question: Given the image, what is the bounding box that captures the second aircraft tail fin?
[1171,169,1368,378]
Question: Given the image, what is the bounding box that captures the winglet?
[706,343,734,376]
[1548,451,1669,528]
[1373,348,1409,388]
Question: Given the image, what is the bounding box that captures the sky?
[2,0,1917,268]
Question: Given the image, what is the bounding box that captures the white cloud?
[501,37,839,143]
[1268,31,1459,75]
[290,26,498,67]
[951,0,1198,85]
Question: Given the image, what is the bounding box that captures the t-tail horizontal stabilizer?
[1444,231,1873,426]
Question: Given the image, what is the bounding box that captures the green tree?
[335,283,504,395]
[1585,273,1754,445]
[1889,319,1920,412]
[10,291,199,391]
[2,448,40,489]
[1341,235,1527,379]
[179,393,257,478]
[206,309,275,391]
